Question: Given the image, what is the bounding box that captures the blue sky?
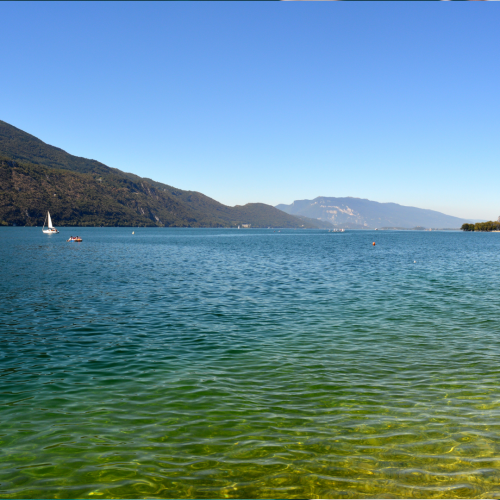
[1,2,499,219]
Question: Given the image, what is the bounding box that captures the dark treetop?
[461,221,500,232]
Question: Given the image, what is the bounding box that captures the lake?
[1,227,500,498]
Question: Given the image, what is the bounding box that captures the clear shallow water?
[1,227,500,499]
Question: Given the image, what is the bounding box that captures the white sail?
[42,211,58,234]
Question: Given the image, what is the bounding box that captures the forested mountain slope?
[0,121,315,228]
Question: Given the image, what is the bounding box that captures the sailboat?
[42,211,59,234]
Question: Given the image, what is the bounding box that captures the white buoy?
[132,231,135,234]
[414,261,416,263]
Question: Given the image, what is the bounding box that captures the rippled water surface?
[2,228,500,498]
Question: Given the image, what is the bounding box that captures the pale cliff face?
[322,204,365,225]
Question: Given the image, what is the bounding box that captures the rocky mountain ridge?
[276,196,476,229]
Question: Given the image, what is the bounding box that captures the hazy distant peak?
[276,196,476,229]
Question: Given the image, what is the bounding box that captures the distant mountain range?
[0,120,481,230]
[276,197,477,229]
[0,120,318,228]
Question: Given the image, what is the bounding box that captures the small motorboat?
[67,236,82,242]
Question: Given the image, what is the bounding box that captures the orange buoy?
[372,242,376,246]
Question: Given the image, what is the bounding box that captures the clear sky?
[1,2,499,220]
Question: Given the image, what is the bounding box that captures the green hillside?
[0,121,316,228]
[1,156,199,227]
[0,120,115,176]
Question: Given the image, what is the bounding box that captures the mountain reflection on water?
[1,228,500,499]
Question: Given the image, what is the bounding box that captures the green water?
[1,228,500,498]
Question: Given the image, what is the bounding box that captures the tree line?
[461,221,500,232]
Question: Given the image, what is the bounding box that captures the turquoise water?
[2,227,500,499]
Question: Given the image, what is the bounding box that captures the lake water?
[2,228,500,499]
